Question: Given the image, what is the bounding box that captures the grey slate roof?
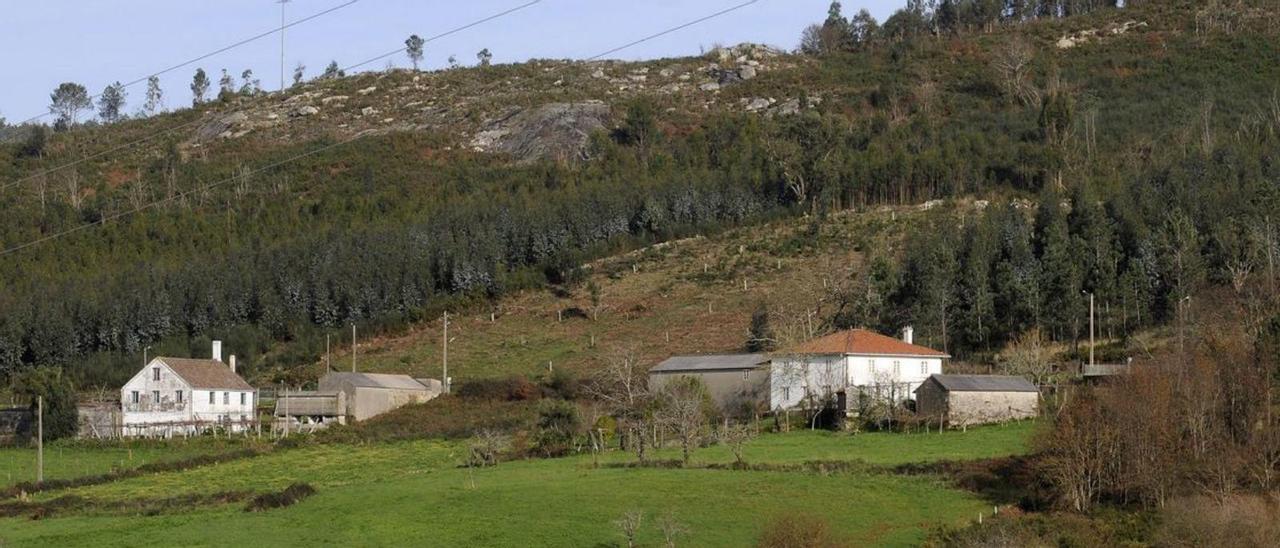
[922,374,1038,393]
[650,354,768,373]
[322,372,429,390]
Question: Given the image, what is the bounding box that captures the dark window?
[240,393,246,405]
[223,392,229,405]
[209,391,215,404]
[153,368,160,381]
[176,391,183,403]
[131,391,139,404]
[152,390,160,403]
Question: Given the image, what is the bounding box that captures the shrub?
[540,369,581,400]
[1155,494,1280,548]
[534,399,582,457]
[757,512,844,548]
[244,483,317,512]
[456,376,540,402]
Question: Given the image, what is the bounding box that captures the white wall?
[769,354,944,410]
[121,360,193,426]
[120,358,255,434]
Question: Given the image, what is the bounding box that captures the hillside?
[0,1,1278,390]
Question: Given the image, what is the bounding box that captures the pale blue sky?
[0,0,904,124]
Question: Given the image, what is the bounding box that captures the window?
[151,391,160,403]
[240,393,246,405]
[742,371,749,380]
[209,391,215,404]
[920,361,928,375]
[176,391,183,403]
[869,359,876,371]
[783,387,791,401]
[153,368,160,381]
[131,391,139,404]
[223,392,229,405]
[893,361,901,376]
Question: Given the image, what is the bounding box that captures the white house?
[120,341,257,437]
[768,327,949,410]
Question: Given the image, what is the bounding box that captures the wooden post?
[443,311,450,394]
[37,395,44,484]
[351,323,357,373]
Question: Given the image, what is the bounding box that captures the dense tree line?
[0,2,1276,387]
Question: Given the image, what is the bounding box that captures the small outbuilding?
[914,374,1039,427]
[648,354,769,413]
[318,372,441,422]
[273,390,348,433]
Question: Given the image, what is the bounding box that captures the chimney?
[212,340,223,362]
[901,326,914,345]
[229,355,237,374]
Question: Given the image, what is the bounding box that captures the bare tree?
[992,36,1040,107]
[588,346,653,462]
[999,327,1055,386]
[716,422,756,467]
[63,169,84,210]
[657,511,689,548]
[467,429,509,468]
[614,510,644,548]
[655,377,710,466]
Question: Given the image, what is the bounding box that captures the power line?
[0,0,543,196]
[12,0,360,127]
[0,0,764,257]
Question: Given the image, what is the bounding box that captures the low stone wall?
[0,407,33,445]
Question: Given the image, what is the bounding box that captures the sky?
[0,0,905,125]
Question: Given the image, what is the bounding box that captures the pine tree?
[405,34,425,70]
[746,303,776,352]
[1035,194,1083,342]
[191,68,211,105]
[49,82,92,129]
[97,81,127,123]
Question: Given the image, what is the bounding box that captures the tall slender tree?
[191,68,211,105]
[143,75,164,115]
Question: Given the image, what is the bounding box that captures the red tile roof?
[157,358,255,391]
[787,329,949,357]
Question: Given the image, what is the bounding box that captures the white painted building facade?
[768,327,948,410]
[120,341,257,436]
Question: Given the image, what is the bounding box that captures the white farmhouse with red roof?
[769,327,949,410]
[120,340,257,436]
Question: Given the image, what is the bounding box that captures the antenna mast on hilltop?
[278,0,291,91]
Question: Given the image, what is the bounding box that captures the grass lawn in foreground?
[0,438,255,488]
[0,423,1035,546]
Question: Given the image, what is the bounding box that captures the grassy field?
[0,422,1034,547]
[0,438,256,487]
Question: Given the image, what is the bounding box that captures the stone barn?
[648,354,769,414]
[914,374,1039,427]
[318,372,442,422]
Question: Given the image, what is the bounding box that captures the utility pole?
[278,0,291,91]
[37,395,44,484]
[351,323,357,373]
[442,311,450,394]
[326,334,331,371]
[1088,292,1095,368]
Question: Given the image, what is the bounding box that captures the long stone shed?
[914,374,1039,427]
